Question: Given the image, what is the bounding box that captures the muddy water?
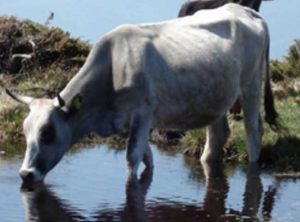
[0,146,300,222]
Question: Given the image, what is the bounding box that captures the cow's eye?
[40,124,55,145]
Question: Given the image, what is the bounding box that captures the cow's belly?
[152,111,220,130]
[150,71,240,130]
[151,87,237,130]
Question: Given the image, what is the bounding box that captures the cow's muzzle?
[19,169,44,185]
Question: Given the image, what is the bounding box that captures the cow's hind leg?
[241,84,264,162]
[127,107,153,177]
[201,116,230,162]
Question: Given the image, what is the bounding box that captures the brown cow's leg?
[230,98,242,115]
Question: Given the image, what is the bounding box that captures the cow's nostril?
[20,170,35,182]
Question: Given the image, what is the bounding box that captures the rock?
[293,80,300,93]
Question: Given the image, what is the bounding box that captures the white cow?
[6,3,278,183]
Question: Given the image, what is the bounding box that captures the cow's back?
[108,4,268,130]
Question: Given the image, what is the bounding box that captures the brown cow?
[179,0,262,17]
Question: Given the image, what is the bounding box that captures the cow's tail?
[263,33,282,132]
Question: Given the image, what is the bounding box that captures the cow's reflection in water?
[123,169,153,222]
[20,169,153,222]
[242,164,263,219]
[21,164,277,222]
[21,185,84,222]
[93,169,153,222]
[202,162,229,221]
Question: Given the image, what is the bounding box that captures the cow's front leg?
[127,108,152,177]
[143,145,153,169]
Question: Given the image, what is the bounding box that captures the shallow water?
[0,145,300,222]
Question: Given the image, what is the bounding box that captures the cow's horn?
[56,93,65,107]
[5,88,33,105]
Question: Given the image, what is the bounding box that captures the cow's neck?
[68,106,117,145]
[60,40,114,144]
[60,39,112,109]
[68,109,98,145]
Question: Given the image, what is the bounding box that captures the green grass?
[179,96,300,170]
[0,106,27,155]
[13,66,77,95]
[180,129,205,156]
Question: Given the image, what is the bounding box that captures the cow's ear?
[66,94,83,116]
[55,94,82,118]
[56,93,65,107]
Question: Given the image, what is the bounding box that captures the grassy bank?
[181,97,300,170]
[0,17,299,171]
[0,16,89,154]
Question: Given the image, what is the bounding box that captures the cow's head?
[5,89,82,184]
